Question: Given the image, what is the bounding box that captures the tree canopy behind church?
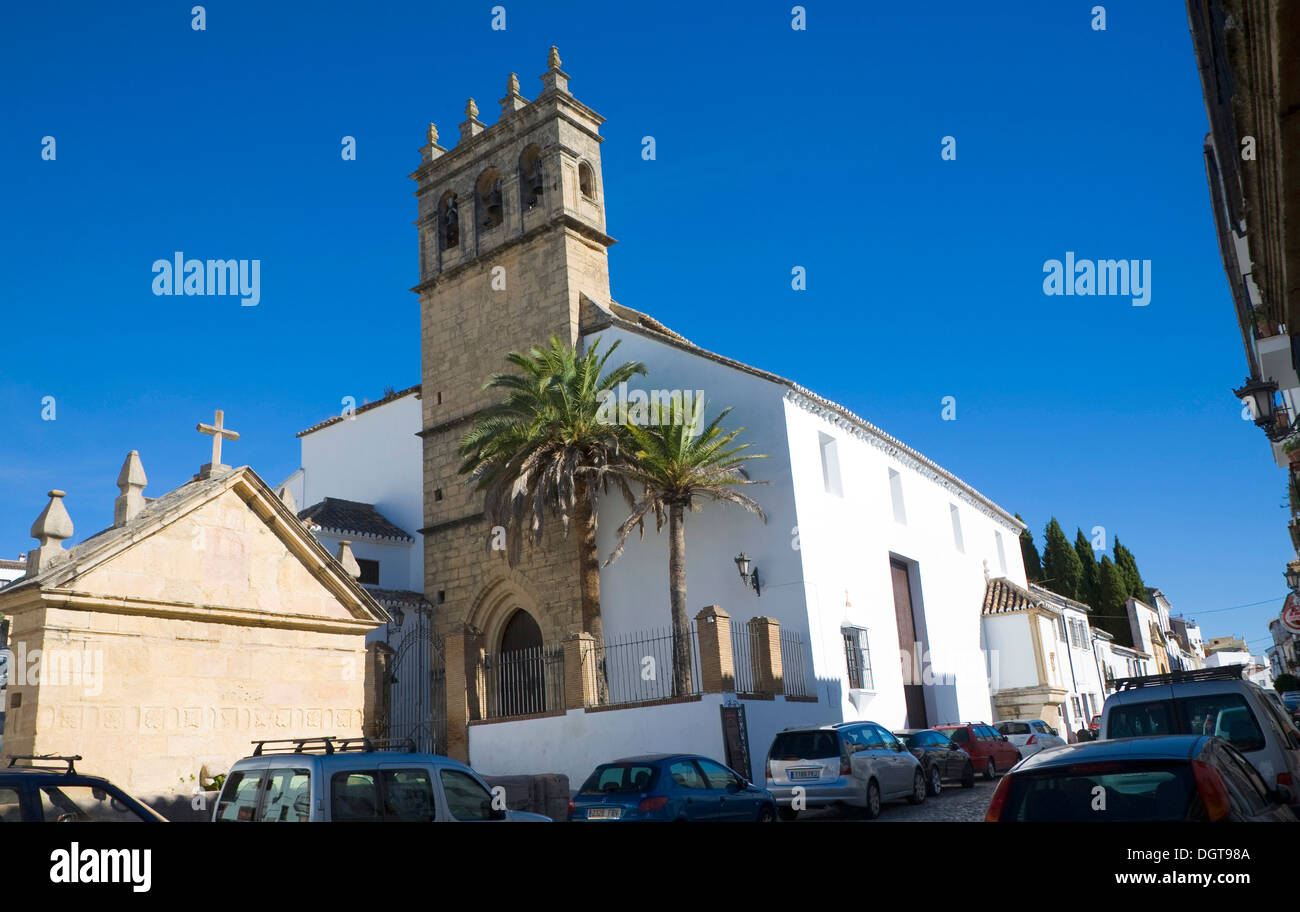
[1019,516,1156,648]
[605,404,766,697]
[458,335,646,647]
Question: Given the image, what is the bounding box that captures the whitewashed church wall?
[584,329,812,650]
[468,695,828,785]
[781,397,1022,730]
[297,394,424,592]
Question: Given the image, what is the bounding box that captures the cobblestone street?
[795,779,998,823]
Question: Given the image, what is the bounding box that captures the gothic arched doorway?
[495,609,545,717]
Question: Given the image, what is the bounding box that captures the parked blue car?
[568,754,777,822]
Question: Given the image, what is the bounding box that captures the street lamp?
[1233,376,1280,436]
[1285,560,1300,593]
[734,552,761,597]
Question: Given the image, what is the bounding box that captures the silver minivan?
[1100,667,1300,800]
[212,737,550,822]
[765,722,925,820]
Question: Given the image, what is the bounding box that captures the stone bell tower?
[413,48,613,658]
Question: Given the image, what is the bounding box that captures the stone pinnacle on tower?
[541,45,569,94]
[460,97,485,141]
[500,72,527,116]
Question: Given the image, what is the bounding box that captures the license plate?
[587,807,622,820]
[788,768,821,781]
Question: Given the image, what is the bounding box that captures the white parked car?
[993,719,1067,758]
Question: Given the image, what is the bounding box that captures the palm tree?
[458,335,646,651]
[605,404,766,696]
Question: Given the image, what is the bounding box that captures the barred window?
[843,628,873,691]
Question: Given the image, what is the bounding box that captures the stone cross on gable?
[197,409,239,478]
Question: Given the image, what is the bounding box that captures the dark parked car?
[569,754,776,822]
[985,735,1298,822]
[895,728,975,794]
[936,723,1022,780]
[0,755,167,822]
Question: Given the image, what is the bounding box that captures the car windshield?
[1001,762,1198,822]
[1108,694,1266,753]
[770,731,840,761]
[580,764,659,794]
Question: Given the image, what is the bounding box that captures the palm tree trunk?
[668,502,694,696]
[573,481,608,703]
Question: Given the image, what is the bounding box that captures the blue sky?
[0,2,1285,651]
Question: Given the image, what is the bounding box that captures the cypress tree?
[1040,518,1084,600]
[1015,514,1042,582]
[1113,537,1148,603]
[1097,556,1133,646]
[1073,529,1100,608]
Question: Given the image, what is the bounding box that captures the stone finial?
[540,46,570,95]
[500,72,528,115]
[276,484,297,515]
[337,540,361,580]
[27,490,74,575]
[427,122,439,146]
[460,98,485,141]
[113,451,148,527]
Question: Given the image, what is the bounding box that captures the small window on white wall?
[888,469,906,524]
[995,531,1007,574]
[949,504,964,553]
[818,432,842,496]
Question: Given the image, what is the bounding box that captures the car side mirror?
[892,741,903,752]
[949,742,960,751]
[726,780,743,793]
[490,805,508,821]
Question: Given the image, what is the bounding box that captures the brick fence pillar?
[443,628,483,763]
[563,632,598,709]
[748,616,784,695]
[696,605,734,693]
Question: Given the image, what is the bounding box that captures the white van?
[212,737,550,823]
[1100,666,1300,799]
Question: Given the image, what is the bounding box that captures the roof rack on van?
[7,754,81,774]
[250,736,417,756]
[1115,665,1245,691]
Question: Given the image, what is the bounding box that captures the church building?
[284,49,1032,785]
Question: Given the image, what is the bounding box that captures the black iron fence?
[780,628,812,698]
[732,624,758,694]
[589,623,702,707]
[483,644,566,719]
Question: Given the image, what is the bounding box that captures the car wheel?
[757,803,776,823]
[778,806,799,822]
[927,764,942,797]
[983,759,996,781]
[860,780,882,819]
[961,762,975,788]
[908,769,926,805]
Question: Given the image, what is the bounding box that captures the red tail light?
[1279,772,1293,787]
[840,755,851,775]
[1192,760,1231,822]
[765,760,772,780]
[638,795,669,814]
[1026,735,1037,745]
[984,773,1014,821]
[567,798,575,816]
